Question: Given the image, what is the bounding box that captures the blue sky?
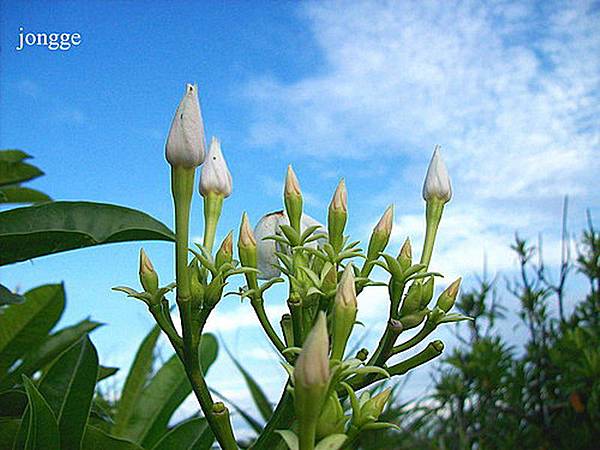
[1,0,599,434]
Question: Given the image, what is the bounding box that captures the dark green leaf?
[224,345,273,421]
[0,150,30,163]
[0,284,24,305]
[0,390,27,417]
[97,365,119,381]
[0,201,175,266]
[81,426,144,450]
[0,161,43,187]
[112,325,161,437]
[150,417,214,450]
[0,418,20,450]
[0,187,51,205]
[38,336,99,450]
[0,284,65,379]
[17,376,60,450]
[1,319,102,390]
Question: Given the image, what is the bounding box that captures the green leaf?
[0,150,31,163]
[0,284,24,305]
[38,336,99,450]
[97,366,119,381]
[275,430,298,450]
[0,390,27,418]
[150,417,214,450]
[125,334,218,448]
[0,187,51,205]
[0,160,43,188]
[1,319,102,390]
[17,376,60,450]
[0,417,21,449]
[224,345,273,422]
[0,201,175,266]
[0,284,65,379]
[81,426,144,450]
[112,325,161,437]
[314,434,347,450]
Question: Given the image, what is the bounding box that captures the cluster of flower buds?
[115,83,468,450]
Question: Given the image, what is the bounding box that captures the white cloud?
[244,0,598,278]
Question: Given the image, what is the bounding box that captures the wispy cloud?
[244,0,599,276]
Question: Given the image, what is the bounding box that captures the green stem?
[298,417,316,450]
[349,341,444,391]
[171,167,237,450]
[203,192,224,254]
[251,298,286,355]
[288,296,304,346]
[391,320,436,355]
[419,200,444,269]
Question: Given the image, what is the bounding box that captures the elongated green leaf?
[81,426,144,450]
[112,325,161,436]
[0,418,20,449]
[125,334,218,448]
[0,201,175,266]
[0,161,43,187]
[0,390,27,418]
[224,345,273,421]
[1,319,102,390]
[38,336,99,450]
[0,284,65,378]
[0,150,30,163]
[0,284,24,305]
[150,417,214,450]
[17,376,60,450]
[0,187,51,204]
[275,430,298,450]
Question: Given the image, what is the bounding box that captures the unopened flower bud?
[360,388,392,423]
[436,278,462,312]
[199,137,232,198]
[139,248,158,294]
[215,231,233,268]
[331,265,358,360]
[284,165,303,231]
[422,145,452,203]
[294,312,330,389]
[165,83,206,168]
[238,213,258,291]
[400,281,422,315]
[399,309,428,330]
[328,179,348,252]
[397,238,412,272]
[367,205,394,260]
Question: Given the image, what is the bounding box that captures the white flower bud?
[294,312,330,388]
[254,211,326,280]
[239,212,256,249]
[199,137,232,198]
[284,165,302,197]
[335,264,357,309]
[422,145,452,203]
[165,83,206,168]
[329,179,347,213]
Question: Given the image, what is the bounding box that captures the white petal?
[422,146,452,202]
[200,137,233,197]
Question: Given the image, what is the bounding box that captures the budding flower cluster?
[165,83,206,168]
[422,145,452,203]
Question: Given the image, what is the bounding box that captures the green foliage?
[0,201,175,266]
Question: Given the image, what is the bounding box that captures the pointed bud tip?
[375,205,394,234]
[139,248,154,273]
[400,237,412,258]
[239,213,257,247]
[295,312,330,388]
[285,165,302,196]
[447,277,462,298]
[336,264,357,308]
[423,145,452,203]
[330,179,348,212]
